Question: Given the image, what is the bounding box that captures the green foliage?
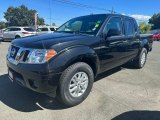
[38,17,45,25]
[0,22,6,29]
[4,5,45,26]
[149,13,160,30]
[139,22,151,34]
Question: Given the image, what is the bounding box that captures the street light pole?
[49,0,52,26]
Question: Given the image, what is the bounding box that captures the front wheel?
[57,62,94,107]
[133,48,148,69]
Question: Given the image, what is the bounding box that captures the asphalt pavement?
[0,42,160,120]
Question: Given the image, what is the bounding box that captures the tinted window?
[125,19,135,35]
[50,28,55,31]
[9,28,21,31]
[105,17,122,36]
[24,28,35,32]
[13,28,21,31]
[41,28,49,31]
[7,28,13,31]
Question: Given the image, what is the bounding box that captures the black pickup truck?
[6,14,153,107]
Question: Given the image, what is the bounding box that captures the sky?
[0,0,160,26]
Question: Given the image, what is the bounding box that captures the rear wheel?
[133,48,148,69]
[57,62,94,107]
[15,35,21,39]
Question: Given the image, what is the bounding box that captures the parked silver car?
[2,27,36,41]
[36,26,58,35]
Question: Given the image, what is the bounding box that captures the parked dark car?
[6,14,153,107]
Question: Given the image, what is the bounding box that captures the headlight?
[28,49,57,63]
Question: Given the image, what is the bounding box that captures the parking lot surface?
[0,42,160,120]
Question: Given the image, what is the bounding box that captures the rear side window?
[13,28,21,31]
[41,28,49,31]
[104,17,123,37]
[125,18,135,36]
[24,28,35,32]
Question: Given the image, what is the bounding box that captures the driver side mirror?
[106,29,121,38]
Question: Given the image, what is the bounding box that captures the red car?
[152,32,160,41]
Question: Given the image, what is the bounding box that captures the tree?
[0,22,6,29]
[4,5,45,26]
[139,22,151,34]
[149,13,160,30]
[38,17,45,25]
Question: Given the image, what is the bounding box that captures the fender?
[139,38,149,52]
[48,45,100,76]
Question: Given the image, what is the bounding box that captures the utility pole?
[49,0,52,26]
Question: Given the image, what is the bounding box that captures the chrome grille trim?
[7,45,33,65]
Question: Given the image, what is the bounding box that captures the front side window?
[104,17,122,37]
[57,15,107,35]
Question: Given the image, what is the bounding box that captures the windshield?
[57,15,106,35]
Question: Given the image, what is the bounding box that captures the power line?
[53,0,117,13]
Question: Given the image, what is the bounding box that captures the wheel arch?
[141,39,149,53]
[48,46,100,77]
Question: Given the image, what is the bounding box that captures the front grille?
[8,45,32,63]
[10,45,20,59]
[22,50,30,62]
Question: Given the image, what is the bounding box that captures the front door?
[99,16,126,73]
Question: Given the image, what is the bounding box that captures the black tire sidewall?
[59,63,94,106]
[15,36,20,39]
[139,48,147,68]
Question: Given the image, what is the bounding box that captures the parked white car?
[36,26,58,35]
[0,29,3,41]
[2,27,36,41]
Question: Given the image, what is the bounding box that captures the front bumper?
[7,58,61,96]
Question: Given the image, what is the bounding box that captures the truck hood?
[12,32,95,50]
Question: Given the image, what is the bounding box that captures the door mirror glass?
[104,17,122,38]
[107,28,121,37]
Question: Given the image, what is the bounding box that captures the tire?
[133,48,148,69]
[15,35,21,39]
[57,62,94,107]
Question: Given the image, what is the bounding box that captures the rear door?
[124,18,140,58]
